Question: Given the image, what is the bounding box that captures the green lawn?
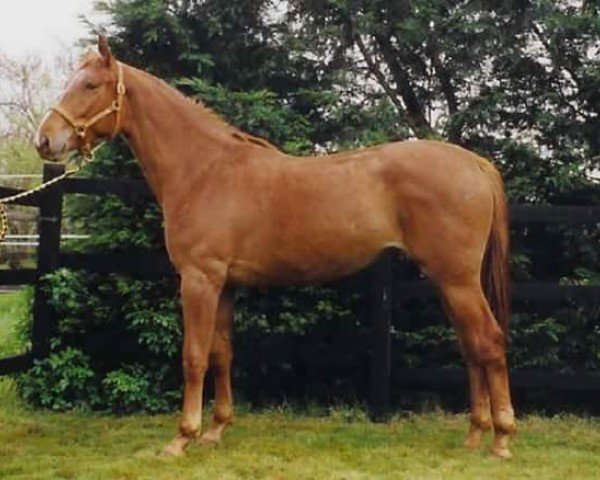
[0,377,598,480]
[1,290,599,479]
[0,290,28,357]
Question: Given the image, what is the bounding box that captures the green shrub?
[14,0,600,413]
[102,364,181,414]
[17,346,99,411]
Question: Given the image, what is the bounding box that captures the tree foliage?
[16,0,600,412]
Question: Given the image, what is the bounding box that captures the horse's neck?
[120,65,232,205]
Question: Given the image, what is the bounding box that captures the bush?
[14,0,600,412]
[17,346,99,411]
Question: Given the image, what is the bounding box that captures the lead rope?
[0,148,98,244]
[1,62,125,245]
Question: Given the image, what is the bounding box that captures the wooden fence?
[1,162,599,419]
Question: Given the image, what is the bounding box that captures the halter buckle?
[75,125,87,138]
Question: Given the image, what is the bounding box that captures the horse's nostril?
[36,135,50,153]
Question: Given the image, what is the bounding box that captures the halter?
[49,62,126,159]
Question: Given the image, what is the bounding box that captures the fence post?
[31,162,64,359]
[368,248,394,422]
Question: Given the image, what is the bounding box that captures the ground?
[1,291,600,479]
[0,290,27,357]
[1,379,600,480]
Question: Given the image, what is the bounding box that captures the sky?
[0,0,107,60]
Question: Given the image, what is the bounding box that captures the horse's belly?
[228,225,402,286]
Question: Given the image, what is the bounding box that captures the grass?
[0,290,29,356]
[1,289,599,479]
[0,378,599,480]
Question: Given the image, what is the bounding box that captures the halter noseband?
[50,62,126,158]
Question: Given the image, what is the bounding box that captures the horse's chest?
[162,199,235,264]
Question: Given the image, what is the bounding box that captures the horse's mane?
[192,98,277,150]
[80,50,277,151]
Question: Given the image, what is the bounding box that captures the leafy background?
[14,0,600,413]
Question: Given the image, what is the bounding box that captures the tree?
[17,0,600,412]
[288,0,600,201]
[0,50,84,267]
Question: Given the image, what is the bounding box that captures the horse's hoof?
[463,437,482,449]
[198,422,229,446]
[491,446,512,459]
[160,444,186,457]
[161,434,190,457]
[198,431,221,446]
[463,430,484,449]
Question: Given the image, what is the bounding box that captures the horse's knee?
[211,333,233,368]
[211,351,232,372]
[466,328,506,368]
[183,355,208,383]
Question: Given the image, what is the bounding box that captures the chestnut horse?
[35,36,516,458]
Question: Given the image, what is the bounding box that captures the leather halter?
[50,62,126,158]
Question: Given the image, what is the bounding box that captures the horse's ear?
[98,34,113,66]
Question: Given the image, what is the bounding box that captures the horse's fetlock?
[493,409,516,436]
[213,407,233,425]
[470,413,492,431]
[179,420,200,438]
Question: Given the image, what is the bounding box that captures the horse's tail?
[479,159,511,335]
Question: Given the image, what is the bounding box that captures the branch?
[426,36,461,142]
[354,34,408,116]
[531,22,591,118]
[373,32,434,138]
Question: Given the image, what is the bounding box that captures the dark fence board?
[0,187,41,207]
[59,251,175,276]
[393,368,600,393]
[0,353,32,374]
[510,204,600,224]
[63,177,153,198]
[0,269,38,285]
[30,163,64,359]
[2,168,600,399]
[395,281,600,304]
[56,176,600,227]
[368,250,393,421]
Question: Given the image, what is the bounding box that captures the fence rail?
[1,163,599,418]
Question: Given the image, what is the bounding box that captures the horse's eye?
[85,82,99,90]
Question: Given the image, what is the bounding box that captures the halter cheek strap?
[50,62,126,158]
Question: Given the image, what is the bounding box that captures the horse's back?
[222,139,495,285]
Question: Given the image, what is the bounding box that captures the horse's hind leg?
[440,298,492,448]
[439,281,516,458]
[463,365,492,448]
[200,287,235,445]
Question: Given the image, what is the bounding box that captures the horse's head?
[35,35,125,160]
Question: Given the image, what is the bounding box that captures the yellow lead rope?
[1,62,125,245]
[0,153,96,244]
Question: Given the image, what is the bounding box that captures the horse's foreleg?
[162,268,225,457]
[200,287,235,445]
[440,281,516,458]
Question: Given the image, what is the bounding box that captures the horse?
[35,35,516,458]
